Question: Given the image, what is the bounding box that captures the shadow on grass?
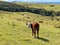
[36,37,49,42]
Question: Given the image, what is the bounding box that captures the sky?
[0,0,60,2]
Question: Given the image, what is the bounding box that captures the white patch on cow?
[26,22,32,28]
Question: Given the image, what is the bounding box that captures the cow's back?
[32,22,39,30]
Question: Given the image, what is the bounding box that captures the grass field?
[0,11,60,45]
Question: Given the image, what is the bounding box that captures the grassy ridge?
[0,1,60,16]
[0,11,60,45]
[16,2,60,11]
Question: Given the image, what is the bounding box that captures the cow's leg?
[33,30,36,38]
[31,28,33,36]
[37,24,39,38]
[37,30,39,37]
[32,30,33,36]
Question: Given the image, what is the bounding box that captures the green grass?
[0,11,60,45]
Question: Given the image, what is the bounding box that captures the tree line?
[0,1,60,16]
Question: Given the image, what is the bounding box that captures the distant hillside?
[0,1,60,16]
[0,1,25,12]
[32,2,60,4]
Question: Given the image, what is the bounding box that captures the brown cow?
[26,21,39,38]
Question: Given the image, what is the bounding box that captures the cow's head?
[26,22,32,28]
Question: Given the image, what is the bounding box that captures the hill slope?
[0,11,60,45]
